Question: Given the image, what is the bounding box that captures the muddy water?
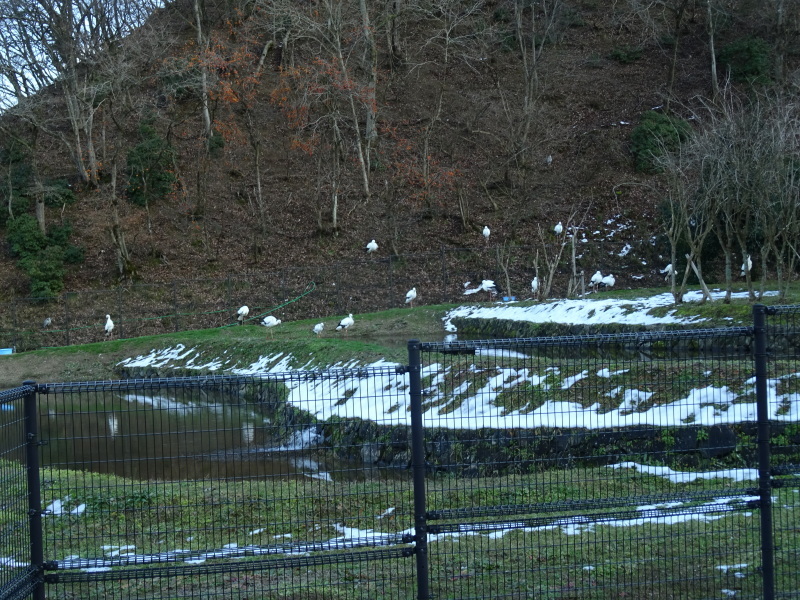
[1,391,393,482]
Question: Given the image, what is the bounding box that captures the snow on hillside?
[117,290,797,430]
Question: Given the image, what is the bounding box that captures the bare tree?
[658,90,800,303]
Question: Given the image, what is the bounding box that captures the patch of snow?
[610,463,758,483]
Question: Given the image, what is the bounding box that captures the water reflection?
[0,391,401,483]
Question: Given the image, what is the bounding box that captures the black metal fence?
[0,241,644,352]
[1,305,799,599]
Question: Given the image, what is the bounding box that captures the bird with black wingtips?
[313,322,324,336]
[366,239,378,254]
[590,270,603,290]
[740,255,752,277]
[463,279,497,297]
[262,315,281,327]
[237,305,249,325]
[262,315,281,338]
[104,314,114,339]
[405,287,417,306]
[336,314,354,333]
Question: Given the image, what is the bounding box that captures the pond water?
[0,391,399,483]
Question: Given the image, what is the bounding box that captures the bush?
[42,179,76,207]
[630,111,692,173]
[6,214,47,257]
[718,37,773,85]
[126,122,176,206]
[5,215,82,298]
[19,245,65,299]
[609,45,642,64]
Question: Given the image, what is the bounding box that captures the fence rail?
[0,305,799,598]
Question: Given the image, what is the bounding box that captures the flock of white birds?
[55,222,755,341]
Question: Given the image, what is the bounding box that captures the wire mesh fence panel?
[62,290,119,346]
[0,386,41,600]
[34,371,416,599]
[766,306,800,598]
[418,330,768,599]
[116,284,180,339]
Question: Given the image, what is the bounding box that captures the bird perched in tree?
[336,314,354,333]
[590,270,603,290]
[600,274,616,289]
[531,277,539,295]
[313,322,324,336]
[237,305,249,325]
[366,239,378,254]
[482,225,490,242]
[554,221,563,236]
[43,317,52,329]
[660,264,674,281]
[104,315,114,339]
[740,255,752,277]
[405,287,417,306]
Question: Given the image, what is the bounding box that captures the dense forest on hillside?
[0,0,798,306]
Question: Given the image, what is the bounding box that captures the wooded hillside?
[0,0,797,303]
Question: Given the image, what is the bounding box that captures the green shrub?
[630,111,691,173]
[5,215,82,297]
[42,179,76,207]
[126,122,176,207]
[208,130,225,158]
[718,37,773,85]
[18,245,65,298]
[6,214,46,257]
[609,45,642,64]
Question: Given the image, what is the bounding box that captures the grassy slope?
[0,285,794,390]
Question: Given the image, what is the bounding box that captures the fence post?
[23,381,45,600]
[440,244,447,304]
[173,281,180,333]
[407,340,430,600]
[388,256,394,309]
[11,296,18,351]
[116,287,123,339]
[753,304,774,600]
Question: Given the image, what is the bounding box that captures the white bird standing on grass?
[262,315,281,337]
[405,287,417,306]
[366,239,378,254]
[531,277,539,295]
[237,305,249,325]
[600,274,616,289]
[262,315,281,328]
[313,322,324,336]
[741,254,752,277]
[104,315,114,339]
[590,270,603,290]
[554,221,563,236]
[336,314,354,333]
[482,225,490,242]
